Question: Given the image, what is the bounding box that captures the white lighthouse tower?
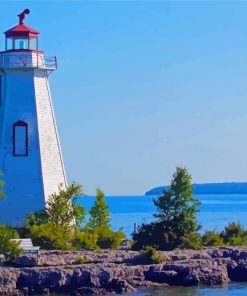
[0,10,67,225]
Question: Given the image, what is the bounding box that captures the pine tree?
[87,188,110,229]
[132,166,201,250]
[154,166,200,234]
[46,183,85,228]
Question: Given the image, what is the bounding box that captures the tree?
[46,183,85,228]
[30,223,74,250]
[0,225,23,261]
[87,188,110,229]
[154,166,200,234]
[132,166,201,250]
[220,222,247,246]
[0,171,6,200]
[23,210,48,230]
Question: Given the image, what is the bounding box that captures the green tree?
[23,210,48,230]
[202,231,224,247]
[133,166,201,250]
[0,171,6,200]
[154,166,200,236]
[30,223,73,250]
[0,225,23,261]
[87,188,110,229]
[220,222,247,246]
[46,183,85,228]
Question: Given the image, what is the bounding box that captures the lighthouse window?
[15,39,28,50]
[13,121,28,157]
[30,38,38,50]
[6,38,13,50]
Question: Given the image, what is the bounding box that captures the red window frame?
[13,120,28,157]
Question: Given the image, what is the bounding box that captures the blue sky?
[1,1,247,195]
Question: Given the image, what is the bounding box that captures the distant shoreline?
[145,182,247,196]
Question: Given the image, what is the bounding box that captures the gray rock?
[15,256,38,267]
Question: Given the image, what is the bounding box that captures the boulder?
[15,256,38,267]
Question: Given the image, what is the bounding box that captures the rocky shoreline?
[0,247,247,295]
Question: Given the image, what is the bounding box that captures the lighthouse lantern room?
[0,10,67,225]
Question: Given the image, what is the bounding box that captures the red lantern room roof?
[4,9,39,38]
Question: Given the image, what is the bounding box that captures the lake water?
[122,283,247,296]
[78,194,247,296]
[79,194,247,236]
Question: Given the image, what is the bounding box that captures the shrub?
[227,235,247,246]
[220,222,247,245]
[0,225,22,261]
[72,231,99,250]
[93,227,125,249]
[202,231,224,247]
[74,256,86,264]
[30,223,73,250]
[23,210,48,230]
[132,218,184,251]
[63,264,73,270]
[134,246,163,265]
[180,232,202,250]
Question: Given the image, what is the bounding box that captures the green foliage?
[92,227,126,249]
[30,223,73,250]
[0,171,6,200]
[46,183,85,228]
[132,219,180,251]
[202,231,224,247]
[134,246,163,265]
[63,264,73,270]
[220,222,247,246]
[23,210,48,229]
[0,225,22,261]
[227,235,247,246]
[72,230,99,250]
[74,256,86,264]
[180,233,202,250]
[133,166,200,250]
[154,166,200,234]
[87,188,110,229]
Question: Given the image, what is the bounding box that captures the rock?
[0,247,247,294]
[15,256,38,267]
[144,259,229,286]
[108,278,136,294]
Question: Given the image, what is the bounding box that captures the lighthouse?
[0,10,67,225]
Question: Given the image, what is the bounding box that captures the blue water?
[79,194,247,237]
[78,194,247,295]
[122,283,247,295]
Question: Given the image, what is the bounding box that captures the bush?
[180,232,202,250]
[134,246,163,265]
[228,235,247,246]
[23,210,48,230]
[92,227,125,249]
[220,222,247,245]
[132,218,184,251]
[0,225,22,261]
[30,224,73,250]
[202,231,224,247]
[72,230,99,250]
[74,256,86,264]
